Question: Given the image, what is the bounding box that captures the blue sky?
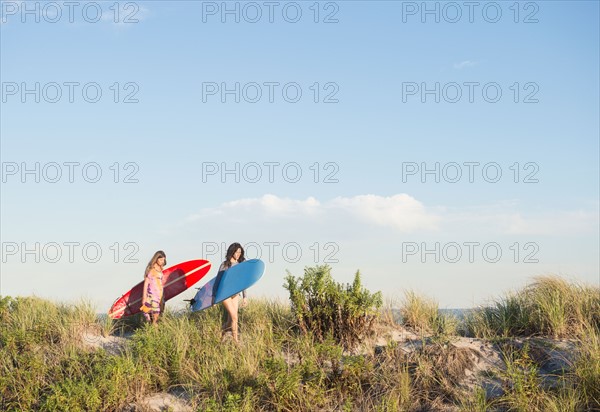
[1,1,598,310]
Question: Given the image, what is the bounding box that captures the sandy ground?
[80,329,193,411]
[81,330,131,356]
[368,324,577,399]
[80,324,577,411]
[132,392,192,412]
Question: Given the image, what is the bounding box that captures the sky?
[1,0,598,310]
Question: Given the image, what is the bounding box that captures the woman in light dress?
[141,250,166,326]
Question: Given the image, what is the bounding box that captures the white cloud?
[187,193,440,233]
[329,194,440,232]
[453,60,478,70]
[226,194,321,216]
[444,205,599,236]
[184,195,598,238]
[504,210,599,235]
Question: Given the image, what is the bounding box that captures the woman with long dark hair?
[217,242,246,342]
[140,250,166,326]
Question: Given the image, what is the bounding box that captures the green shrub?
[41,379,102,411]
[284,265,382,349]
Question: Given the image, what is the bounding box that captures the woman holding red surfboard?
[141,250,167,326]
[217,243,247,342]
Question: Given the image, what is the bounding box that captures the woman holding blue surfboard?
[140,250,166,326]
[217,243,247,342]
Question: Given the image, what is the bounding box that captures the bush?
[283,265,382,349]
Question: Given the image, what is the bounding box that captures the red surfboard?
[108,259,211,319]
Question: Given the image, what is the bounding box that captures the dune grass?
[399,291,458,338]
[454,275,600,411]
[463,276,600,340]
[1,274,598,411]
[0,296,146,411]
[572,323,600,410]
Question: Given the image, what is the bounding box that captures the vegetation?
[464,276,600,339]
[399,291,458,338]
[0,272,598,411]
[283,265,382,349]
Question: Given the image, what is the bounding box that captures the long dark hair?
[145,250,166,276]
[222,243,245,269]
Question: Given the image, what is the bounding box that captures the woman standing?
[141,250,166,326]
[217,243,247,342]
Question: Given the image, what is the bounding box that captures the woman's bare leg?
[221,296,239,342]
[221,297,232,338]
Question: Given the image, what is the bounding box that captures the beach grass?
[463,276,600,340]
[1,273,598,411]
[399,291,458,338]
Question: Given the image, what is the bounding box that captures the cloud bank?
[186,194,598,237]
[188,193,440,233]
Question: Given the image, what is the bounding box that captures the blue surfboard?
[190,277,217,312]
[189,259,265,312]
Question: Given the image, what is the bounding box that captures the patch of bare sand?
[80,329,132,355]
[362,323,577,401]
[80,321,579,407]
[80,330,195,411]
[127,391,193,412]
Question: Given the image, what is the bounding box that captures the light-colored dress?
[142,270,163,320]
